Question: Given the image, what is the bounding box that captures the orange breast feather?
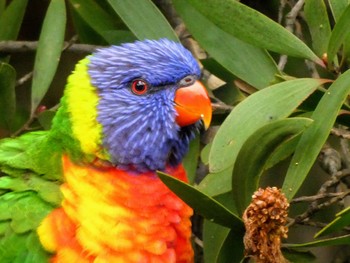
[38,156,193,263]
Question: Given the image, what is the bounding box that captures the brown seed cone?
[243,187,289,263]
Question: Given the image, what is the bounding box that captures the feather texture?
[38,156,193,263]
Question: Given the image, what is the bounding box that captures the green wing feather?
[0,130,64,262]
[0,63,93,262]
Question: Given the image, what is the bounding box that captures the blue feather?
[88,39,201,172]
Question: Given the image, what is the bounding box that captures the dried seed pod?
[243,187,289,263]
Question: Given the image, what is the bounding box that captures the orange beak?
[174,80,212,129]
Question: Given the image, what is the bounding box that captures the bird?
[0,39,212,263]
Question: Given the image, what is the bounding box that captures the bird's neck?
[38,155,194,262]
[48,57,108,164]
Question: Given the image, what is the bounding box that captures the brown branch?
[331,127,350,140]
[278,0,305,71]
[291,189,350,225]
[291,191,350,203]
[0,40,100,54]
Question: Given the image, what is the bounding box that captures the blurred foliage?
[1,0,350,262]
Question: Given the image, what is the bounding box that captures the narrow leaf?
[0,0,28,40]
[316,206,350,237]
[327,4,350,64]
[107,0,178,41]
[232,118,313,214]
[283,249,316,262]
[304,0,331,57]
[328,0,350,22]
[182,135,200,184]
[0,62,16,130]
[157,171,243,229]
[203,221,244,263]
[31,0,66,115]
[209,78,330,173]
[186,0,323,65]
[173,0,278,89]
[265,134,300,170]
[286,234,350,248]
[283,70,350,200]
[216,229,244,263]
[0,1,5,15]
[196,168,232,197]
[68,0,134,44]
[203,221,231,263]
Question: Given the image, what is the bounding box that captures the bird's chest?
[39,156,194,263]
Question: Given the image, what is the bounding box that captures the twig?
[331,127,350,140]
[293,190,350,224]
[0,40,100,54]
[288,167,350,227]
[278,0,305,71]
[16,71,33,87]
[291,191,350,203]
[278,0,288,24]
[211,102,234,113]
[192,234,203,248]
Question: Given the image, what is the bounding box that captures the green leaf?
[283,249,316,262]
[185,0,323,65]
[328,0,350,22]
[68,6,108,45]
[31,0,66,115]
[196,167,232,197]
[232,118,313,215]
[265,134,301,170]
[107,0,178,41]
[304,0,331,57]
[0,62,16,130]
[68,0,134,44]
[157,171,243,229]
[0,1,5,15]
[203,220,244,263]
[182,135,200,184]
[37,110,56,130]
[315,206,350,237]
[217,228,244,263]
[200,142,211,166]
[203,221,231,263]
[209,78,329,174]
[173,0,278,89]
[283,70,350,200]
[0,0,28,40]
[327,4,350,65]
[286,234,350,248]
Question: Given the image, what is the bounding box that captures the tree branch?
[0,40,100,54]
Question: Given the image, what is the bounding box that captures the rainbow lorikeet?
[0,39,211,262]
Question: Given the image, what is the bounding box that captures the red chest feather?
[38,156,194,263]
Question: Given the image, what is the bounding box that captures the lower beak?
[174,80,212,129]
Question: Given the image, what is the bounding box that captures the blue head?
[88,39,211,172]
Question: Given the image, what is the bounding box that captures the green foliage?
[1,0,350,262]
[0,0,28,41]
[232,117,314,214]
[107,0,178,41]
[173,0,279,89]
[31,0,66,116]
[0,62,16,131]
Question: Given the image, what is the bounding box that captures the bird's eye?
[131,79,149,95]
[179,75,196,87]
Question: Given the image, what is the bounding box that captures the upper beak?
[174,80,212,129]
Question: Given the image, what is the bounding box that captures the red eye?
[131,79,149,95]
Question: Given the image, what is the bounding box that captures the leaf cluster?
[1,0,350,262]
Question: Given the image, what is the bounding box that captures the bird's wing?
[0,132,63,262]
